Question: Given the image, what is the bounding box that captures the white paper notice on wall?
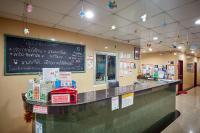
[111,96,119,111]
[119,52,124,59]
[120,62,123,69]
[121,93,134,108]
[120,70,124,77]
[87,56,93,69]
[42,68,60,81]
[60,72,71,81]
[35,121,43,133]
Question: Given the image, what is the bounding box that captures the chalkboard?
[4,35,85,75]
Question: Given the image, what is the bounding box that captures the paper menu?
[42,68,59,81]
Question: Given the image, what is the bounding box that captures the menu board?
[4,35,85,75]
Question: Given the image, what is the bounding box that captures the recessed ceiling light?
[50,38,56,41]
[191,51,195,54]
[111,25,116,30]
[85,10,94,19]
[153,37,158,40]
[177,46,182,49]
[195,19,200,25]
[149,47,152,51]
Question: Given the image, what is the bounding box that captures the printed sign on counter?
[111,96,119,111]
[33,105,48,114]
[121,93,134,109]
[51,94,70,104]
[42,68,59,81]
[35,121,43,133]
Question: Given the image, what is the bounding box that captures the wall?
[141,52,199,90]
[140,52,178,80]
[198,58,200,85]
[178,54,197,89]
[0,18,139,133]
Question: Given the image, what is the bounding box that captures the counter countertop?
[22,80,180,108]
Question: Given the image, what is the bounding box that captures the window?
[107,55,116,80]
[95,52,117,84]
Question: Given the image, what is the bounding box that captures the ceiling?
[0,0,200,56]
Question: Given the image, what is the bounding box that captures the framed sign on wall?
[187,63,193,72]
[4,34,86,75]
[134,47,140,60]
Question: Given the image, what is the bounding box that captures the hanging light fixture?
[141,0,147,22]
[141,14,147,22]
[161,13,167,27]
[108,0,117,9]
[26,3,33,13]
[79,0,85,18]
[23,1,30,35]
[25,0,33,13]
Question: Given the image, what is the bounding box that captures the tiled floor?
[162,87,200,133]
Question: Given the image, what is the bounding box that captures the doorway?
[194,62,197,87]
[178,60,183,91]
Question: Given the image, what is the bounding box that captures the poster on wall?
[187,63,193,72]
[134,47,140,60]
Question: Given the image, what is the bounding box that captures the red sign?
[51,94,70,104]
[33,105,48,114]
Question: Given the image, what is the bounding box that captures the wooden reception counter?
[22,80,180,133]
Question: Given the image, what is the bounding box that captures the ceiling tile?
[0,0,24,16]
[27,6,64,25]
[138,13,175,28]
[117,34,139,41]
[152,0,195,11]
[117,0,162,22]
[68,2,110,23]
[154,22,185,34]
[59,16,92,31]
[55,25,80,33]
[0,11,22,21]
[27,18,54,27]
[85,24,109,35]
[85,0,137,13]
[168,0,200,21]
[100,30,127,39]
[180,18,200,28]
[94,14,131,28]
[31,0,79,15]
[118,23,147,35]
[190,26,200,34]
